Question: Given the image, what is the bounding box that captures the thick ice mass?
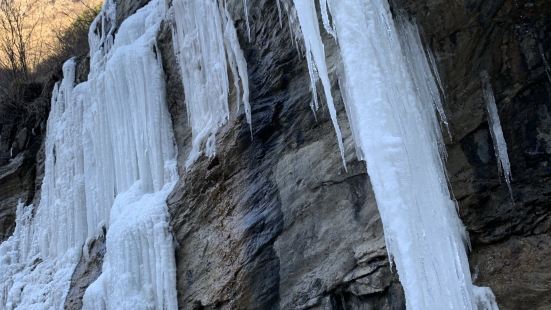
[171,0,251,168]
[0,59,84,310]
[481,72,513,198]
[0,0,179,309]
[292,0,499,309]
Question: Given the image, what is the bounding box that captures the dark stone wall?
[394,0,551,308]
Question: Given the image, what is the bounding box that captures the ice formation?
[276,0,283,28]
[293,0,346,168]
[0,0,179,309]
[243,0,251,41]
[292,0,498,309]
[171,0,251,168]
[481,72,513,198]
[0,59,86,310]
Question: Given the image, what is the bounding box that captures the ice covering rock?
[292,0,499,309]
[0,60,84,310]
[0,0,179,309]
[82,0,178,308]
[481,71,513,199]
[171,0,251,168]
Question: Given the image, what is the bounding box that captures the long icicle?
[481,71,513,200]
[292,0,499,309]
[293,0,347,170]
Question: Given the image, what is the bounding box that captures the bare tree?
[0,0,99,125]
[0,0,44,81]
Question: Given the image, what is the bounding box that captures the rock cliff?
[0,0,549,309]
[395,1,551,308]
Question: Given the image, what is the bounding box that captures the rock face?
[0,148,36,241]
[64,231,106,310]
[163,1,404,308]
[163,0,551,308]
[0,101,48,242]
[392,0,551,308]
[1,0,549,309]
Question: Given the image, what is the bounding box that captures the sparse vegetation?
[0,1,100,127]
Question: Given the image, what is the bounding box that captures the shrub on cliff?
[0,5,99,128]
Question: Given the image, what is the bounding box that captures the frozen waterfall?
[292,0,498,309]
[171,0,251,168]
[0,0,179,309]
[0,0,507,309]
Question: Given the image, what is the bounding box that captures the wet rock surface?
[64,232,107,310]
[165,1,404,309]
[1,0,548,309]
[394,0,551,308]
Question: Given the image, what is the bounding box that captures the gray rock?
[64,231,106,310]
[114,0,151,27]
[0,125,44,243]
[12,127,28,153]
[0,0,546,309]
[393,0,551,308]
[166,0,403,309]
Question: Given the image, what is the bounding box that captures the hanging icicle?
[292,1,499,309]
[292,0,347,169]
[171,0,251,168]
[481,71,514,200]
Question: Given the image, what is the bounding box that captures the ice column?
[82,0,178,308]
[292,0,499,309]
[481,72,513,198]
[0,59,87,310]
[171,0,251,168]
[0,0,180,309]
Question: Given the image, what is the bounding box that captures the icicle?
[243,0,251,41]
[396,16,450,158]
[481,71,513,199]
[0,58,85,310]
[292,0,499,309]
[172,0,251,168]
[319,0,336,39]
[221,3,252,131]
[277,0,283,28]
[292,0,347,169]
[82,2,179,306]
[279,0,305,57]
[473,286,500,310]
